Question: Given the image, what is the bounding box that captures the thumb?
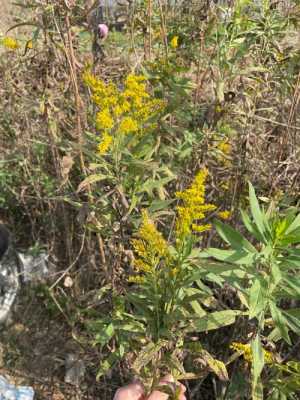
[114,382,145,400]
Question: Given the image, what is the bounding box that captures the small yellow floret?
[96,109,114,130]
[218,141,231,155]
[2,36,20,50]
[119,117,139,134]
[170,36,179,49]
[217,211,231,220]
[128,275,145,284]
[98,132,113,154]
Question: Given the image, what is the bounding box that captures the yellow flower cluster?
[1,36,20,50]
[217,210,231,220]
[175,169,216,239]
[83,70,165,155]
[218,141,231,155]
[119,116,139,134]
[216,140,232,167]
[131,210,169,275]
[98,132,113,155]
[128,275,145,284]
[230,342,274,364]
[96,108,114,130]
[170,36,179,49]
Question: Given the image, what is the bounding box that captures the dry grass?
[0,0,11,34]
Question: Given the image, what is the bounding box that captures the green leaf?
[204,248,255,265]
[225,369,249,400]
[284,277,300,297]
[140,176,175,196]
[251,335,264,399]
[188,310,242,333]
[132,340,167,373]
[148,199,175,213]
[93,323,115,348]
[198,350,229,381]
[270,262,282,288]
[97,352,121,380]
[214,219,257,253]
[269,302,291,345]
[285,213,300,235]
[249,279,267,319]
[240,209,264,242]
[283,310,300,336]
[248,182,269,242]
[77,174,108,193]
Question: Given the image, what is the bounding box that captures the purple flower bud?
[98,24,109,40]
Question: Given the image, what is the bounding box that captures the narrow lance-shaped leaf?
[269,302,291,345]
[240,209,265,243]
[214,219,257,253]
[285,213,300,235]
[248,182,269,243]
[132,340,167,373]
[251,335,264,400]
[187,310,242,333]
[204,248,255,265]
[249,278,267,319]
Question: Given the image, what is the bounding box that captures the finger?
[179,383,186,394]
[160,374,174,384]
[114,382,145,400]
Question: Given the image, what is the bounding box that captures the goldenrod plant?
[89,170,240,391]
[80,70,175,235]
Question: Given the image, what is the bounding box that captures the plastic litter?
[0,230,20,324]
[0,224,50,324]
[0,376,34,400]
[17,252,49,283]
[64,353,86,386]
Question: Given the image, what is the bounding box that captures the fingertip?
[160,374,174,383]
[179,383,186,393]
[114,383,145,400]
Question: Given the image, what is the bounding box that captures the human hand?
[113,375,186,400]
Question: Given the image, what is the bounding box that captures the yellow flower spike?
[131,210,169,274]
[2,36,20,50]
[97,131,113,155]
[170,36,179,49]
[175,169,216,239]
[230,342,274,364]
[83,70,101,90]
[217,211,231,220]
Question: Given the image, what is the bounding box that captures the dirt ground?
[0,0,11,34]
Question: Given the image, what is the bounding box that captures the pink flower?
[98,24,109,40]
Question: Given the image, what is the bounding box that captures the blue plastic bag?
[0,376,34,400]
